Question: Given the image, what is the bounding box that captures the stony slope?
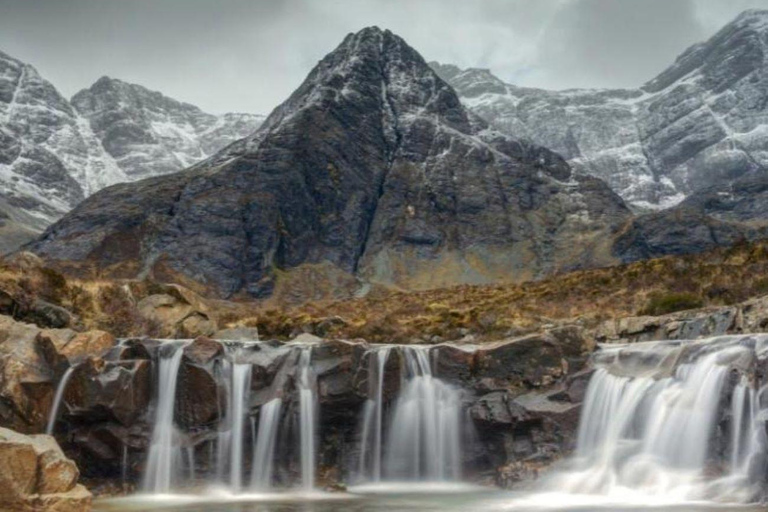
[433,9,768,211]
[72,77,265,180]
[29,27,631,299]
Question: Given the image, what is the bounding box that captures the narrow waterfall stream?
[250,398,282,490]
[358,347,391,482]
[142,341,189,493]
[46,366,75,435]
[297,346,317,490]
[229,363,252,492]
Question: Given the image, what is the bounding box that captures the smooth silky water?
[87,335,767,511]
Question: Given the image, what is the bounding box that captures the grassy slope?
[4,240,768,341]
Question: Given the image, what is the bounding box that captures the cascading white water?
[358,347,391,482]
[229,363,252,492]
[251,398,283,489]
[383,346,463,481]
[297,347,316,490]
[142,342,188,493]
[549,336,768,503]
[46,366,75,435]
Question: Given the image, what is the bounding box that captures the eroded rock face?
[0,427,91,512]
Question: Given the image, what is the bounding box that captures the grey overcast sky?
[1,0,766,115]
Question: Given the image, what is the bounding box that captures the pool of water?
[93,484,764,512]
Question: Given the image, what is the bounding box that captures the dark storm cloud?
[0,0,766,114]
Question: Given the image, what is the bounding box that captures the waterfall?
[358,347,391,482]
[250,398,283,489]
[142,341,188,493]
[383,346,463,481]
[550,337,768,502]
[297,346,316,490]
[46,366,75,435]
[229,363,252,492]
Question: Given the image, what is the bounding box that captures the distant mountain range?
[432,9,768,212]
[0,52,263,252]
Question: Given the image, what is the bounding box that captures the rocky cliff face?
[72,77,264,180]
[433,9,768,211]
[0,50,126,253]
[28,27,631,298]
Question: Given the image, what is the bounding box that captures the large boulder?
[176,337,222,428]
[136,284,217,338]
[0,427,91,512]
[0,315,51,432]
[65,357,151,427]
[0,314,117,432]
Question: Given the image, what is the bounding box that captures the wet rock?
[433,344,476,387]
[176,338,222,427]
[0,427,91,512]
[513,390,582,442]
[65,357,151,427]
[469,391,531,427]
[313,340,367,410]
[474,333,568,390]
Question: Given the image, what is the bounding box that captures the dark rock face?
[71,77,264,181]
[433,10,768,211]
[612,207,766,263]
[29,27,630,299]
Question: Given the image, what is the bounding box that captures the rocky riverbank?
[0,311,594,492]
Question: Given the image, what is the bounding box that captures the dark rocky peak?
[643,9,768,93]
[253,27,471,145]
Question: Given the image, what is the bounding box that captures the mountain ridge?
[0,50,264,253]
[431,8,768,211]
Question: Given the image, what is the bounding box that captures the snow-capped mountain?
[432,9,768,211]
[0,52,264,253]
[72,77,265,180]
[30,27,630,299]
[0,50,126,253]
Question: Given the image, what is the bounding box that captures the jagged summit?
[29,27,629,300]
[72,76,264,179]
[0,49,125,252]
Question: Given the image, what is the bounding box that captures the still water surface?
[93,484,764,512]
